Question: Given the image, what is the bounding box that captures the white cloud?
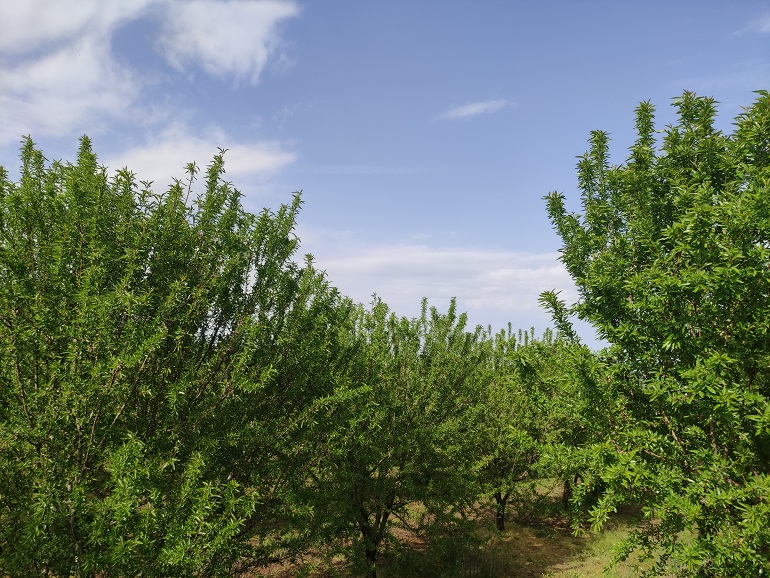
[157,0,300,84]
[0,36,139,143]
[0,1,152,144]
[437,99,511,120]
[299,239,604,340]
[103,124,296,189]
[307,242,577,329]
[0,0,301,143]
[0,1,153,54]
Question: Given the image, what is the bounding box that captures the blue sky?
[2,1,769,345]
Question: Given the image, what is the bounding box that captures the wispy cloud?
[436,99,512,120]
[157,0,300,85]
[304,241,576,330]
[734,13,770,35]
[103,124,296,189]
[295,237,605,340]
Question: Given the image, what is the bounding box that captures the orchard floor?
[257,485,657,578]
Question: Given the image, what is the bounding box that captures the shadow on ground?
[257,489,645,578]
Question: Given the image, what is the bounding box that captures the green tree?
[0,137,349,576]
[473,326,609,531]
[311,297,485,578]
[545,92,770,576]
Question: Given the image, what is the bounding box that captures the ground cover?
[257,484,656,578]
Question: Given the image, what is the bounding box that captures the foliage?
[310,297,486,578]
[473,325,612,531]
[0,137,350,576]
[473,328,549,529]
[545,92,770,576]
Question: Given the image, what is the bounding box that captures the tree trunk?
[365,546,378,578]
[562,477,572,506]
[562,474,580,506]
[494,491,508,531]
[495,508,506,531]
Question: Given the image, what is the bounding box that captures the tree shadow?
[376,495,592,578]
[254,493,643,578]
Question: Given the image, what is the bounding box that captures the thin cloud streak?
[437,99,511,120]
[734,13,770,35]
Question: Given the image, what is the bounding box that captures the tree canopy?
[0,137,351,576]
[546,91,770,576]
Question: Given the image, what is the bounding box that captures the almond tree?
[0,137,349,577]
[473,326,608,531]
[546,92,770,576]
[311,297,485,578]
